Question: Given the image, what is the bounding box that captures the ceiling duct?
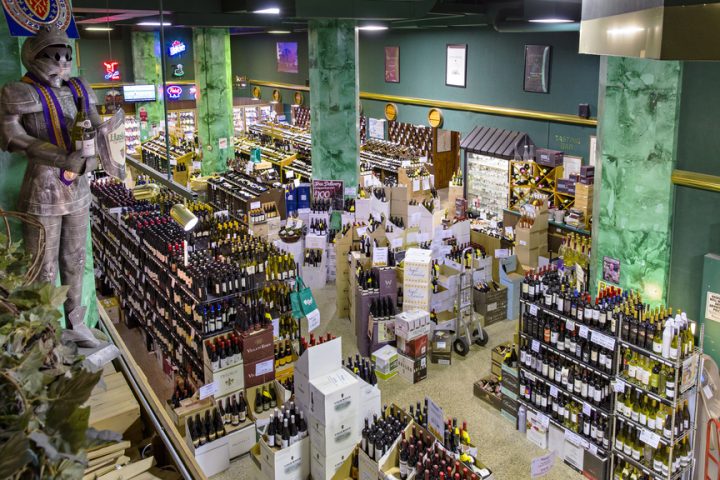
[579,0,720,60]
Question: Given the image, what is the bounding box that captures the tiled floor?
[208,284,584,480]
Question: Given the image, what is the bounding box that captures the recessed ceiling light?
[358,25,388,31]
[136,21,172,26]
[84,26,114,31]
[254,7,280,14]
[268,30,291,34]
[528,18,574,24]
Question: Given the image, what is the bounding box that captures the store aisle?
[215,285,584,480]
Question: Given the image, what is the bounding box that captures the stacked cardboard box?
[402,248,432,313]
[335,229,355,319]
[395,310,431,384]
[514,206,549,268]
[575,183,593,219]
[398,167,433,203]
[500,363,519,424]
[240,325,275,389]
[473,284,508,326]
[389,185,411,228]
[372,344,398,380]
[430,330,452,365]
[490,341,512,379]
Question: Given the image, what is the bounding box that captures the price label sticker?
[529,304,538,316]
[532,340,541,353]
[549,385,558,398]
[566,319,575,331]
[525,371,536,382]
[199,381,218,400]
[591,331,615,350]
[639,428,661,448]
[614,380,626,393]
[588,444,598,455]
[564,429,583,447]
[582,403,592,416]
[255,358,274,376]
[579,325,589,339]
[536,412,550,429]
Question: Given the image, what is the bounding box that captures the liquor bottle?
[68,94,96,182]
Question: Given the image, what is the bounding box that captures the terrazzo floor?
[211,284,584,480]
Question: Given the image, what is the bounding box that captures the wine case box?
[165,397,215,433]
[473,377,502,410]
[239,325,274,363]
[244,356,275,389]
[397,352,427,384]
[205,362,245,398]
[501,364,519,393]
[311,442,354,480]
[396,333,428,358]
[430,351,452,365]
[372,344,398,380]
[184,421,230,477]
[481,303,508,326]
[535,148,564,167]
[308,411,360,456]
[99,296,121,324]
[258,434,310,480]
[491,361,502,378]
[491,342,513,365]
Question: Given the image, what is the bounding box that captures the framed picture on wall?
[445,44,467,88]
[384,46,400,83]
[523,45,551,93]
[276,42,299,73]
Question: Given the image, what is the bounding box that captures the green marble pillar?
[591,57,683,305]
[131,31,164,141]
[193,28,234,175]
[308,19,359,189]
[0,24,97,327]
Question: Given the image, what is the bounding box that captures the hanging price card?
[532,340,541,353]
[579,325,589,339]
[566,319,575,331]
[530,304,538,316]
[549,385,559,398]
[639,428,661,448]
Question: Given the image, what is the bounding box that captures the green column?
[131,31,164,141]
[193,28,234,175]
[0,24,96,327]
[308,19,359,189]
[591,57,683,305]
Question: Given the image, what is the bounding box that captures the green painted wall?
[230,28,598,159]
[668,62,720,321]
[77,30,134,84]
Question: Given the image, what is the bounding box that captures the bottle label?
[82,138,95,157]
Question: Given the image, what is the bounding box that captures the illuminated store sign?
[168,40,186,56]
[166,85,183,99]
[103,61,120,81]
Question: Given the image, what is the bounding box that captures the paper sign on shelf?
[614,380,626,393]
[535,412,550,429]
[531,452,555,479]
[306,309,321,332]
[272,318,280,337]
[529,304,538,316]
[199,381,218,400]
[391,237,404,250]
[582,403,592,415]
[578,325,589,339]
[412,179,420,192]
[255,358,274,376]
[250,201,261,210]
[426,396,445,442]
[531,340,540,353]
[495,249,510,258]
[373,247,388,267]
[639,428,661,448]
[549,385,558,398]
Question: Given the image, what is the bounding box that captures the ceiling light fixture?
[268,30,291,34]
[358,25,388,31]
[136,21,172,26]
[528,18,574,23]
[254,7,280,14]
[84,26,114,31]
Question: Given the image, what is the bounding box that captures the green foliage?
[0,233,119,479]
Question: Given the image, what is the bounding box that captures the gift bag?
[290,277,320,331]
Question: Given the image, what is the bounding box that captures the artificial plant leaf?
[46,368,102,422]
[12,344,49,396]
[28,431,59,461]
[6,287,42,309]
[37,283,69,309]
[47,405,91,453]
[0,430,33,475]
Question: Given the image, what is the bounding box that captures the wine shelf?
[519,331,613,380]
[614,411,692,447]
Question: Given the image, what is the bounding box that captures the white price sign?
[591,331,615,350]
[566,319,575,331]
[530,304,538,316]
[372,247,388,267]
[614,380,626,393]
[426,396,446,442]
[549,385,558,398]
[531,452,555,479]
[199,381,218,400]
[535,412,550,429]
[639,428,661,448]
[579,325,589,339]
[582,403,592,416]
[532,340,541,353]
[564,429,588,448]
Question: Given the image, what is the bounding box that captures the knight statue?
[0,26,126,347]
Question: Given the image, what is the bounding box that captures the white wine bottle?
[69,95,96,180]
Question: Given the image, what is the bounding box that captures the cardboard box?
[526,410,549,449]
[474,284,508,315]
[295,338,343,410]
[310,443,354,480]
[258,435,310,480]
[308,369,360,424]
[244,356,275,389]
[372,345,398,380]
[394,310,431,339]
[536,148,564,167]
[308,413,360,455]
[431,331,452,354]
[397,334,428,358]
[430,351,452,365]
[397,352,427,384]
[356,380,382,432]
[501,364,519,393]
[239,325,274,363]
[185,420,230,477]
[473,377,502,410]
[206,362,245,398]
[99,297,121,324]
[491,342,512,365]
[227,421,256,459]
[491,361,502,378]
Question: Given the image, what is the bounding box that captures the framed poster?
[603,256,621,284]
[524,45,551,93]
[384,46,400,83]
[445,44,467,88]
[276,42,298,73]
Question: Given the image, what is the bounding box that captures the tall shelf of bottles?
[517,281,702,480]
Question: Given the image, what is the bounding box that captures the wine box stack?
[473,283,509,327]
[500,362,520,424]
[326,239,337,283]
[240,325,275,389]
[395,310,432,384]
[304,234,328,290]
[334,227,356,320]
[402,248,433,313]
[514,204,549,268]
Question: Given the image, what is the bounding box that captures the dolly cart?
[453,247,489,356]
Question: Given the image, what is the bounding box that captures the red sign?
[103,60,120,81]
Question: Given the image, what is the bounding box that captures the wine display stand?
[167,109,196,141]
[388,121,433,161]
[465,152,509,217]
[518,297,702,480]
[509,161,576,212]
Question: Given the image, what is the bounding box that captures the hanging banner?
[2,0,79,37]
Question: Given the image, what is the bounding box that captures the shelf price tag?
[531,340,541,353]
[529,304,538,316]
[535,412,550,429]
[199,381,218,400]
[639,428,661,449]
[578,325,589,339]
[614,380,626,393]
[549,385,558,398]
[566,319,575,331]
[582,402,592,416]
[564,429,585,447]
[591,331,616,350]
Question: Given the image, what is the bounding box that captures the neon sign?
[103,61,120,81]
[188,86,197,100]
[166,85,183,99]
[168,40,186,56]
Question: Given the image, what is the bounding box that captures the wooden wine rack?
[388,121,433,160]
[508,161,575,211]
